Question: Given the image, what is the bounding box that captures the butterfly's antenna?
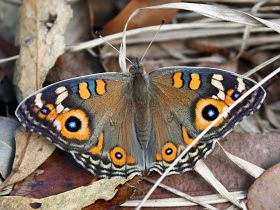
[140,19,165,63]
[95,31,133,65]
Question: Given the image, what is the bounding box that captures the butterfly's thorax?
[129,62,152,149]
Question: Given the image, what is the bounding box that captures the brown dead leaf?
[102,0,180,35]
[10,149,139,208]
[247,162,280,210]
[0,126,55,190]
[0,177,129,210]
[13,0,72,102]
[45,0,104,84]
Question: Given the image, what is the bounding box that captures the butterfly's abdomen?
[131,73,152,149]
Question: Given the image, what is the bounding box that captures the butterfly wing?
[147,67,266,174]
[16,73,144,178]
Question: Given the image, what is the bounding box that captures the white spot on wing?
[56,91,69,105]
[211,77,225,100]
[237,78,245,92]
[53,120,61,131]
[35,93,43,108]
[56,104,64,113]
[217,91,225,100]
[211,79,224,91]
[55,86,67,94]
[212,74,223,81]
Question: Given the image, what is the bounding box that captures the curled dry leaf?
[103,0,181,35]
[13,0,72,102]
[0,117,19,179]
[0,126,56,190]
[0,177,129,210]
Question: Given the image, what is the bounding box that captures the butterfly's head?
[129,57,145,76]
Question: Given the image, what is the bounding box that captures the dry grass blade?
[122,191,246,207]
[0,127,56,190]
[120,2,280,72]
[0,177,128,210]
[245,54,280,77]
[143,177,218,210]
[218,143,265,178]
[194,160,246,208]
[13,0,72,101]
[0,55,18,64]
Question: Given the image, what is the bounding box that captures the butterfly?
[16,58,266,178]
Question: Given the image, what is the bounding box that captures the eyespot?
[202,104,219,121]
[162,142,177,162]
[40,106,50,115]
[195,98,227,130]
[225,89,242,105]
[110,147,126,166]
[56,109,90,141]
[231,91,241,100]
[65,116,81,132]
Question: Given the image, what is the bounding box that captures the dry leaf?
[103,0,180,35]
[247,162,280,210]
[45,0,104,84]
[0,126,56,190]
[13,0,72,102]
[0,117,18,179]
[0,177,128,210]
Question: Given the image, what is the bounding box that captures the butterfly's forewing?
[16,73,144,178]
[147,67,266,174]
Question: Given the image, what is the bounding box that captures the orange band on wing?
[189,73,201,90]
[182,126,198,146]
[89,132,104,155]
[78,82,91,99]
[172,72,183,88]
[45,104,57,121]
[225,89,235,105]
[156,153,162,161]
[127,156,136,164]
[95,80,106,95]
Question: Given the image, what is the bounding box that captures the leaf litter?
[13,0,72,101]
[0,126,56,191]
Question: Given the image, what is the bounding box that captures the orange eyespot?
[195,98,227,130]
[89,132,104,155]
[110,147,127,166]
[56,109,90,141]
[162,142,177,162]
[225,89,242,105]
